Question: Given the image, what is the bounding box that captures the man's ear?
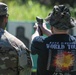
[3,17,8,29]
[51,26,53,33]
[4,17,8,23]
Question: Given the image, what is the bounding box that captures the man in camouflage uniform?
[0,2,32,75]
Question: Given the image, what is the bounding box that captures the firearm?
[36,16,43,35]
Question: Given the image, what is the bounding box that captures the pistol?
[36,16,43,25]
[36,16,43,35]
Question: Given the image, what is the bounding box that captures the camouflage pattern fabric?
[0,2,8,15]
[0,2,32,75]
[0,46,18,75]
[0,28,32,75]
[45,5,76,30]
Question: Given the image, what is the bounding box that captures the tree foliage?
[32,0,76,7]
[0,0,76,7]
[0,0,75,21]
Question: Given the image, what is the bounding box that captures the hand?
[38,23,47,33]
[34,23,41,35]
[39,22,46,27]
[38,23,52,36]
[33,23,38,31]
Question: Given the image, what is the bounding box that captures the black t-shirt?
[31,34,76,75]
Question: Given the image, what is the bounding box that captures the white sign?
[7,21,34,48]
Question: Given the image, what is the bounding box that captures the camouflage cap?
[0,2,8,15]
[45,5,76,30]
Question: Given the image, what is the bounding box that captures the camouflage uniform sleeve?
[18,47,32,75]
[4,30,32,75]
[13,37,32,75]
